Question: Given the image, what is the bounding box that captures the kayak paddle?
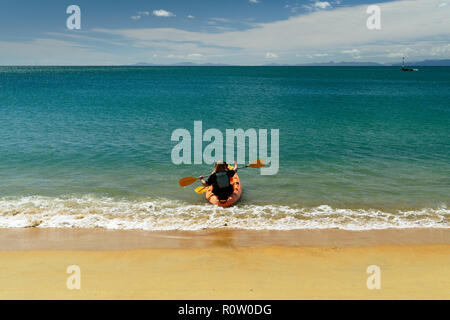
[178,159,266,187]
[194,186,207,194]
[178,176,200,187]
[238,159,266,170]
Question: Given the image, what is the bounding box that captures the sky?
[0,0,448,65]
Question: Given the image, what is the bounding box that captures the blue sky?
[0,0,448,65]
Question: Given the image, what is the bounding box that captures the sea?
[0,66,449,230]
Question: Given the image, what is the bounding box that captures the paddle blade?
[178,176,198,187]
[194,186,207,194]
[248,159,266,168]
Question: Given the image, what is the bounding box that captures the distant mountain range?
[131,62,229,67]
[390,59,450,66]
[270,60,450,66]
[130,59,450,67]
[295,61,382,66]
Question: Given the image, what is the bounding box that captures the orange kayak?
[205,167,242,207]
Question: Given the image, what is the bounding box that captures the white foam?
[0,196,448,230]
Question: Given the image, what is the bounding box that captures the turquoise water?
[0,66,449,229]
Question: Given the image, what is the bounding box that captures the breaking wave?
[0,195,448,230]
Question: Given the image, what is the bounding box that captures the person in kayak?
[200,161,238,201]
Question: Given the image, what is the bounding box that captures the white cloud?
[132,11,150,20]
[341,49,361,58]
[210,17,230,22]
[0,38,120,65]
[94,0,449,63]
[188,53,205,59]
[265,52,278,59]
[314,1,331,10]
[300,5,313,12]
[437,2,448,8]
[303,52,330,58]
[188,15,195,19]
[430,43,450,55]
[341,49,360,54]
[387,52,405,58]
[166,53,205,60]
[214,26,236,31]
[3,0,449,65]
[152,9,175,17]
[249,0,260,3]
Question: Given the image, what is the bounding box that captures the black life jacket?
[215,171,230,189]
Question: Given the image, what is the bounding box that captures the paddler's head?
[213,161,228,173]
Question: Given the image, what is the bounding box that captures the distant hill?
[301,59,450,67]
[130,62,230,67]
[391,59,450,66]
[130,62,160,66]
[262,63,289,66]
[299,61,383,66]
[172,62,230,66]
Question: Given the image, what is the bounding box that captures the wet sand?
[0,228,449,299]
[1,228,449,250]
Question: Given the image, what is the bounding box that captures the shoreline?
[0,227,449,250]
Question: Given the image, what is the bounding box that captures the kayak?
[205,167,242,207]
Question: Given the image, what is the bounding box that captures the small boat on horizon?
[401,57,419,72]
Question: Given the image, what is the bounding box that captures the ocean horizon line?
[1,59,450,67]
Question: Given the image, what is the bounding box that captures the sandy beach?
[0,228,449,299]
[1,0,450,302]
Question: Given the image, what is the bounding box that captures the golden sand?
[0,229,449,299]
